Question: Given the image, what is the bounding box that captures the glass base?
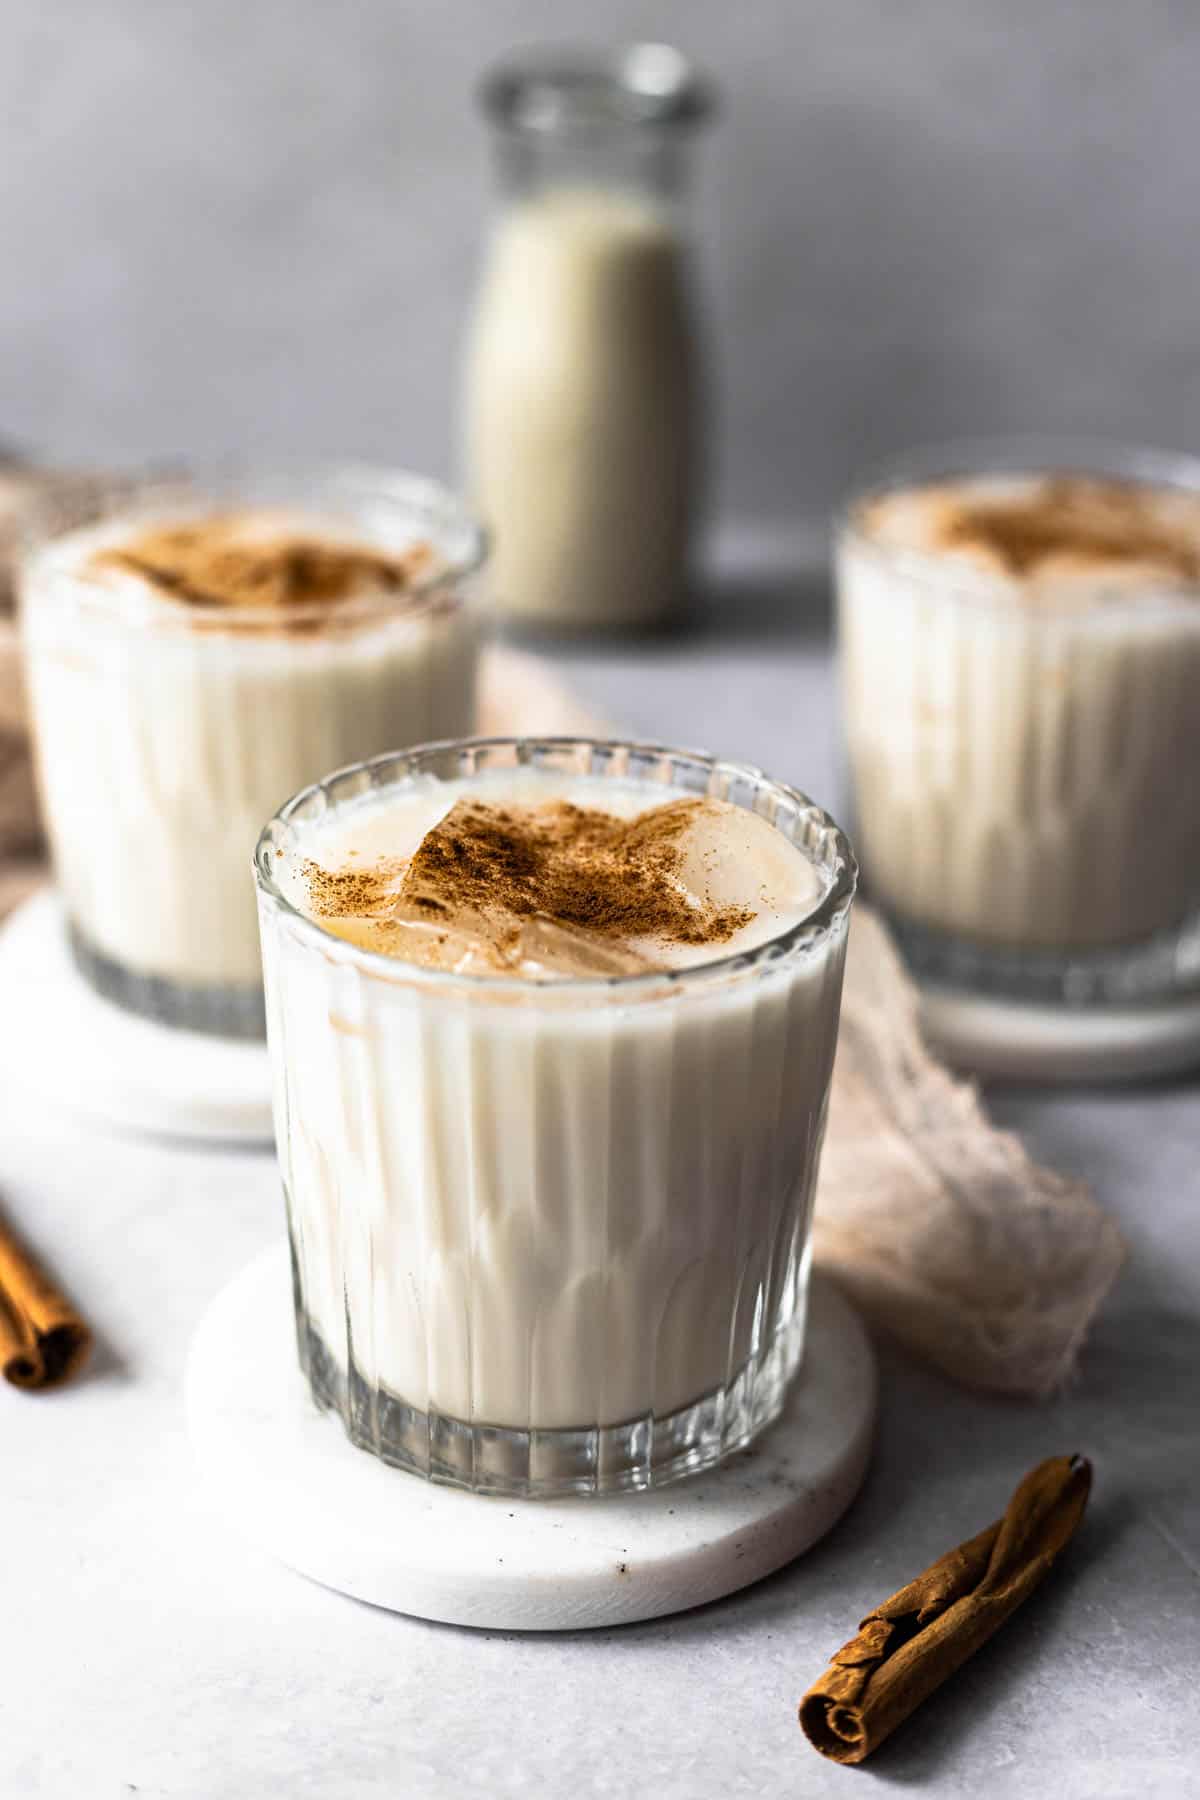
[293,1279,810,1501]
[882,903,1200,1008]
[68,924,266,1040]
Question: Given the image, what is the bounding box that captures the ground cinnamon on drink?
[936,476,1200,579]
[304,796,754,951]
[90,515,433,611]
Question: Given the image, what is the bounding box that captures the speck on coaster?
[186,1248,877,1630]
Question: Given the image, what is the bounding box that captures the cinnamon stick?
[0,1208,92,1389]
[799,1454,1092,1764]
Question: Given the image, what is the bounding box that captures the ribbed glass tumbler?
[20,463,484,1037]
[254,737,856,1497]
[837,439,1200,1006]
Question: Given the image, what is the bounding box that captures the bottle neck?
[489,128,694,218]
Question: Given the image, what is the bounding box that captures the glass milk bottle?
[463,46,714,632]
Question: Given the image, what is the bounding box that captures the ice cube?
[651,799,818,921]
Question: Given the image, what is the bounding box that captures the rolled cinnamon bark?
[0,1208,92,1389]
[800,1454,1092,1764]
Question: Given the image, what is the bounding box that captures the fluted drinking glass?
[21,465,485,1037]
[255,736,856,1496]
[838,440,1200,1005]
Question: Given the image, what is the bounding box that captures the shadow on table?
[497,564,834,660]
[81,1327,132,1385]
[688,564,833,646]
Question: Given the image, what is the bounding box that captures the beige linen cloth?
[0,470,49,917]
[0,477,1124,1397]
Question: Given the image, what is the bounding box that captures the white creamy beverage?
[256,744,855,1493]
[464,188,695,630]
[22,476,481,1031]
[839,471,1200,952]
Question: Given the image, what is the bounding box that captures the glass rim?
[253,735,857,997]
[19,459,489,630]
[838,435,1200,620]
[479,43,716,139]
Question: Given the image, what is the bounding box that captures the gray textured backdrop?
[6,0,1200,542]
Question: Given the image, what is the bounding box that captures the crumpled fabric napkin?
[0,484,1124,1397]
[0,470,43,858]
[817,906,1124,1395]
[0,469,50,911]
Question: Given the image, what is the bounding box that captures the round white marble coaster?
[187,1247,877,1631]
[920,984,1200,1083]
[0,892,274,1144]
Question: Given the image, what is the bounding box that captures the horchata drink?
[20,468,483,1035]
[255,738,856,1496]
[837,444,1200,1003]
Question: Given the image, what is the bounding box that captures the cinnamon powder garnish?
[302,857,411,928]
[933,476,1200,580]
[89,513,434,612]
[302,797,755,965]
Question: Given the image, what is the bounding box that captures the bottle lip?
[479,43,716,139]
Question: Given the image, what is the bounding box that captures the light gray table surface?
[2,595,1197,1799]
